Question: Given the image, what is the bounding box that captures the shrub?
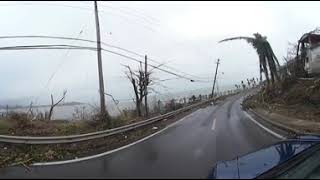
[8,112,31,129]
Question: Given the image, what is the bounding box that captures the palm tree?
[219,33,280,86]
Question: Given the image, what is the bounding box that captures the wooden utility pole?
[211,59,220,98]
[144,55,149,117]
[94,1,107,118]
[216,78,219,96]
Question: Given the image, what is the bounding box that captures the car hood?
[209,136,320,179]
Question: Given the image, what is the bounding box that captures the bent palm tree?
[219,33,280,85]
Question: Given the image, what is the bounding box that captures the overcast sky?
[0,1,319,105]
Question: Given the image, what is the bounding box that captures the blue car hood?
[209,136,320,179]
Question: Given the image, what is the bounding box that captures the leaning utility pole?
[144,55,149,117]
[216,78,219,96]
[94,1,107,118]
[211,59,220,98]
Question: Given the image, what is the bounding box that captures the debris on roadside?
[20,162,31,172]
[44,150,56,160]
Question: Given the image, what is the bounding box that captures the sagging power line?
[0,43,202,82]
[0,2,226,126]
[99,1,161,23]
[0,2,157,32]
[80,1,160,26]
[0,35,211,82]
[45,29,85,88]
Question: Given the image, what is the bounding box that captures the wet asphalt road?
[0,92,279,179]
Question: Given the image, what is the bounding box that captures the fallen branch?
[21,162,31,172]
[1,157,11,164]
[10,158,33,167]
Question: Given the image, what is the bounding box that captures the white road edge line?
[211,118,216,131]
[244,111,285,140]
[33,109,201,166]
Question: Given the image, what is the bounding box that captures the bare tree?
[47,90,67,120]
[123,58,179,117]
[282,42,298,77]
[251,78,256,87]
[27,102,35,120]
[247,78,251,88]
[104,93,122,115]
[124,65,148,117]
[241,81,246,90]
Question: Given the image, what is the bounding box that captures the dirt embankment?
[243,77,320,132]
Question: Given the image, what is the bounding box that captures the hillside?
[244,77,320,122]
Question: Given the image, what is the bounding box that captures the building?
[297,29,320,75]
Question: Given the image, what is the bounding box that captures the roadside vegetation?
[219,33,280,87]
[0,108,191,169]
[0,93,235,168]
[234,29,320,133]
[0,93,227,136]
[244,77,320,122]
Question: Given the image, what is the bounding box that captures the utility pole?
[144,55,149,117]
[94,1,107,118]
[216,78,219,96]
[211,59,220,98]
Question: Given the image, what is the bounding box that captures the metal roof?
[299,29,320,44]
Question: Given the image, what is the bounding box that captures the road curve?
[0,93,279,179]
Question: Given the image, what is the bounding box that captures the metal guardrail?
[0,99,214,144]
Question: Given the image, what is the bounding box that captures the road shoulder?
[247,108,320,136]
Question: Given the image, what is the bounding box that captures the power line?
[153,77,182,82]
[0,35,144,56]
[80,1,160,26]
[2,44,211,83]
[99,1,161,23]
[102,2,211,76]
[0,35,150,58]
[96,3,157,32]
[0,44,200,82]
[30,29,87,107]
[0,3,212,81]
[100,47,196,82]
[0,2,156,32]
[0,44,95,50]
[45,29,85,88]
[147,57,211,81]
[0,35,211,81]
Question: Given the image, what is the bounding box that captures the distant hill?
[60,102,84,106]
[0,101,84,109]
